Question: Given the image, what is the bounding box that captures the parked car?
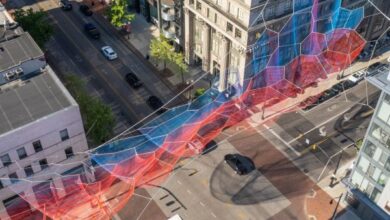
[60,0,72,10]
[84,23,100,39]
[347,70,366,83]
[79,4,93,16]
[224,154,255,175]
[331,81,346,93]
[147,96,166,113]
[125,72,142,88]
[101,46,118,60]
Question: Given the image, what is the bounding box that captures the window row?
[0,147,74,190]
[0,129,69,167]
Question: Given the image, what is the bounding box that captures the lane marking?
[177,180,182,185]
[210,212,217,218]
[262,124,301,157]
[186,190,192,195]
[199,201,205,207]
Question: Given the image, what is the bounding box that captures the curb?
[90,13,188,103]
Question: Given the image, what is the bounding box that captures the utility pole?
[330,193,343,220]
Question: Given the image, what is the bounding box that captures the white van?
[168,214,183,220]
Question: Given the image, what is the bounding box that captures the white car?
[347,69,367,83]
[101,46,118,60]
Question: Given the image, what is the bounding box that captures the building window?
[235,28,241,39]
[0,180,3,189]
[214,13,218,23]
[65,147,74,159]
[39,159,48,170]
[17,147,27,160]
[33,140,43,153]
[363,143,376,158]
[226,22,233,32]
[377,99,390,126]
[189,0,194,5]
[196,1,201,10]
[24,165,34,177]
[60,129,69,141]
[1,154,11,167]
[9,173,18,184]
[207,8,210,18]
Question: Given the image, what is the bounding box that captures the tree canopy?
[150,35,188,82]
[13,8,53,48]
[64,75,115,145]
[107,0,135,28]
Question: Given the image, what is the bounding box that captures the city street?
[8,0,185,131]
[144,79,379,220]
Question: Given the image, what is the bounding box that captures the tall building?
[183,0,390,91]
[133,0,184,50]
[0,5,89,219]
[347,68,390,220]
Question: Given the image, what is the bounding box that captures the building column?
[201,22,211,72]
[218,36,230,91]
[184,8,194,65]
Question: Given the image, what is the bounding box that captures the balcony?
[161,8,175,21]
[162,25,176,39]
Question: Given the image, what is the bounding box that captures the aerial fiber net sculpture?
[3,0,387,219]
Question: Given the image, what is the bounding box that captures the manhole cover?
[303,168,309,173]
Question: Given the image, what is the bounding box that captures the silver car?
[101,46,118,60]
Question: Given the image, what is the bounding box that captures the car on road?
[59,0,72,10]
[125,72,142,88]
[331,81,346,93]
[147,96,166,113]
[347,70,366,83]
[224,154,255,175]
[101,46,118,60]
[84,23,100,39]
[79,4,93,16]
[318,89,338,103]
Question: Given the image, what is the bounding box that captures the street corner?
[305,185,344,220]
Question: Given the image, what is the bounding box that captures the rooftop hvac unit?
[5,70,16,80]
[15,67,23,76]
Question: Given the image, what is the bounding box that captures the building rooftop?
[0,32,43,77]
[366,64,390,94]
[0,68,74,136]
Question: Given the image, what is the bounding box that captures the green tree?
[194,88,206,99]
[107,0,135,28]
[64,75,115,145]
[13,8,53,48]
[150,35,188,82]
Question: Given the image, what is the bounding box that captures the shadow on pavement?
[209,161,286,205]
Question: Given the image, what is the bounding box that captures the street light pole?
[330,193,343,220]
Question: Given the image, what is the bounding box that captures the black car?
[147,96,166,113]
[60,0,72,10]
[125,72,142,88]
[331,81,345,93]
[79,4,93,16]
[84,23,100,39]
[224,154,255,175]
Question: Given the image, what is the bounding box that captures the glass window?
[357,156,370,173]
[24,165,34,177]
[65,147,74,159]
[363,144,376,158]
[235,28,241,39]
[60,129,69,141]
[370,187,382,202]
[378,173,388,187]
[385,156,390,172]
[39,159,48,170]
[227,22,233,32]
[373,147,382,161]
[9,173,18,184]
[371,124,389,145]
[1,154,11,167]
[379,152,388,166]
[16,147,27,160]
[0,180,3,189]
[351,170,363,187]
[377,100,390,126]
[196,1,201,10]
[33,140,43,152]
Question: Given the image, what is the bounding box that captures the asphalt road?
[144,78,379,220]
[12,0,183,129]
